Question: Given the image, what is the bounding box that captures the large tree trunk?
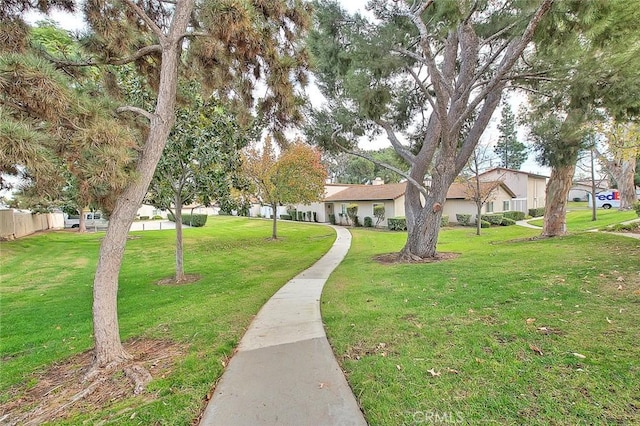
[173,197,185,283]
[91,2,193,369]
[271,202,278,239]
[618,158,637,210]
[542,164,575,237]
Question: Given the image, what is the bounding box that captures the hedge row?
[167,213,208,227]
[502,210,525,221]
[387,215,449,231]
[528,207,545,217]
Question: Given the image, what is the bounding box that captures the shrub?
[440,215,449,227]
[280,214,292,220]
[481,213,504,225]
[140,215,150,220]
[481,220,491,228]
[455,213,471,226]
[152,215,163,220]
[182,214,208,227]
[633,201,640,217]
[501,217,516,226]
[373,205,386,227]
[573,197,582,202]
[353,215,361,227]
[329,213,336,225]
[529,207,545,217]
[502,211,525,221]
[346,204,358,226]
[364,216,373,227]
[297,211,304,221]
[287,209,297,221]
[388,217,407,231]
[307,211,312,222]
[313,212,318,222]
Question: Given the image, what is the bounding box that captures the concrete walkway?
[516,219,543,229]
[199,226,367,426]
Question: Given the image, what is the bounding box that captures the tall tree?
[242,137,327,239]
[307,0,552,260]
[494,102,528,169]
[145,96,249,282]
[524,0,640,236]
[594,120,640,210]
[3,0,311,372]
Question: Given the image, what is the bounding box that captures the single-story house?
[478,167,548,212]
[136,203,219,219]
[308,180,517,226]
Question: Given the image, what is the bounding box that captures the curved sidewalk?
[199,225,367,426]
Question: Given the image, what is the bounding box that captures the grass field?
[322,225,640,425]
[528,207,637,231]
[0,217,335,424]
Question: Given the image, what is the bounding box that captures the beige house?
[442,181,517,220]
[478,167,548,212]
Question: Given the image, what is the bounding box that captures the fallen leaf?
[526,318,536,324]
[572,352,586,359]
[221,360,227,368]
[606,317,612,324]
[616,276,625,282]
[396,364,402,371]
[529,343,544,356]
[617,284,623,290]
[468,309,475,313]
[318,382,325,389]
[475,357,484,363]
[427,368,441,377]
[446,368,459,374]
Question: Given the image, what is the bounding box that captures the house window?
[486,202,494,213]
[503,200,510,211]
[341,204,347,215]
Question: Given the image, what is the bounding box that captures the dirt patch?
[343,342,397,361]
[373,252,460,264]
[0,339,187,426]
[156,274,201,286]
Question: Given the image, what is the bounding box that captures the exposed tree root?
[0,339,186,425]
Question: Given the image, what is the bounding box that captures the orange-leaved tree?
[243,137,327,239]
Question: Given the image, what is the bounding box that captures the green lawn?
[528,208,637,231]
[322,225,640,425]
[0,217,335,424]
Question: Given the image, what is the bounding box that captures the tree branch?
[375,118,417,165]
[122,0,166,41]
[116,106,155,121]
[406,67,436,111]
[48,45,162,68]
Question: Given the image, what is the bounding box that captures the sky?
[23,0,549,176]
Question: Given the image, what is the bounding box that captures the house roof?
[325,183,406,202]
[447,181,517,199]
[324,180,516,202]
[479,167,549,180]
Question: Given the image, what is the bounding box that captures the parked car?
[64,211,109,229]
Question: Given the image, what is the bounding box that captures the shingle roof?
[324,180,515,202]
[324,183,407,201]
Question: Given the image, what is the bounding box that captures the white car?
[64,212,109,229]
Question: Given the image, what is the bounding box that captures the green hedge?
[388,217,407,231]
[456,213,472,226]
[502,211,525,221]
[501,217,516,226]
[152,215,163,220]
[329,213,336,225]
[481,220,491,228]
[364,216,373,227]
[441,215,449,227]
[168,213,208,227]
[481,213,504,225]
[139,216,150,220]
[529,207,545,217]
[280,214,292,220]
[633,201,640,217]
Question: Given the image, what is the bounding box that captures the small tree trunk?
[476,203,482,236]
[271,202,278,239]
[173,199,185,282]
[590,149,597,221]
[618,158,637,210]
[542,164,575,237]
[78,206,87,233]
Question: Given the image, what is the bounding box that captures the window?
[341,204,347,215]
[503,200,510,211]
[486,202,494,213]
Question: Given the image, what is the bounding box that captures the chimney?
[372,177,384,186]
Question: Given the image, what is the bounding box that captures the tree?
[594,121,640,210]
[243,137,327,239]
[460,144,501,235]
[494,102,527,169]
[307,0,553,259]
[145,96,249,282]
[3,0,311,372]
[524,1,640,236]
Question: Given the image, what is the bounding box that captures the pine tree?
[494,102,528,169]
